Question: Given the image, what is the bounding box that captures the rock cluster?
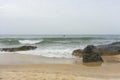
[72,42,120,63]
[0,46,37,52]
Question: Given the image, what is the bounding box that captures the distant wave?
[19,40,43,44]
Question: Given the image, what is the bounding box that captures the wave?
[0,40,78,58]
[0,48,74,58]
[0,39,20,45]
[0,36,119,46]
[19,40,43,44]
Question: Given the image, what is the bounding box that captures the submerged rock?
[72,49,83,57]
[1,46,37,52]
[82,45,103,63]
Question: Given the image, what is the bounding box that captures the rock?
[1,46,37,52]
[72,49,83,57]
[82,45,103,63]
[109,42,120,46]
[72,42,120,57]
[97,42,120,56]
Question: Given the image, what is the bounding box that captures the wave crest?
[19,40,43,44]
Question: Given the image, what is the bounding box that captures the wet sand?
[0,54,120,80]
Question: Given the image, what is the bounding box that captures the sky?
[0,0,120,35]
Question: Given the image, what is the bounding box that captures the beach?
[0,54,120,80]
[0,0,120,78]
[0,0,119,78]
[0,35,120,80]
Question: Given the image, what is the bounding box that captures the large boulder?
[97,42,120,56]
[1,46,37,52]
[82,45,103,63]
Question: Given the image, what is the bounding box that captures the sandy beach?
[0,54,120,80]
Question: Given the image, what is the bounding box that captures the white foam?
[15,48,74,58]
[19,39,43,44]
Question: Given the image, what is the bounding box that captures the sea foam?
[5,48,74,58]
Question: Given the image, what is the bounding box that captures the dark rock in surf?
[82,45,103,63]
[97,42,120,56]
[72,49,83,57]
[72,42,120,57]
[1,46,37,52]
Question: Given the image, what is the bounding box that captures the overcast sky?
[0,0,120,35]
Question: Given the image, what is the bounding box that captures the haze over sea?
[0,35,120,58]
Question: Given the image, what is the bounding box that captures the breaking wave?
[19,40,43,44]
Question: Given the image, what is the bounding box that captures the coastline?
[0,53,78,65]
[0,54,120,80]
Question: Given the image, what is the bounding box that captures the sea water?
[0,35,120,58]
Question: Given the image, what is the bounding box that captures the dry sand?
[0,54,120,80]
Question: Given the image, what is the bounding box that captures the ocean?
[0,35,120,58]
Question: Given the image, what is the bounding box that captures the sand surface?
[0,54,120,80]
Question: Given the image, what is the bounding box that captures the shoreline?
[0,53,120,65]
[0,53,79,65]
